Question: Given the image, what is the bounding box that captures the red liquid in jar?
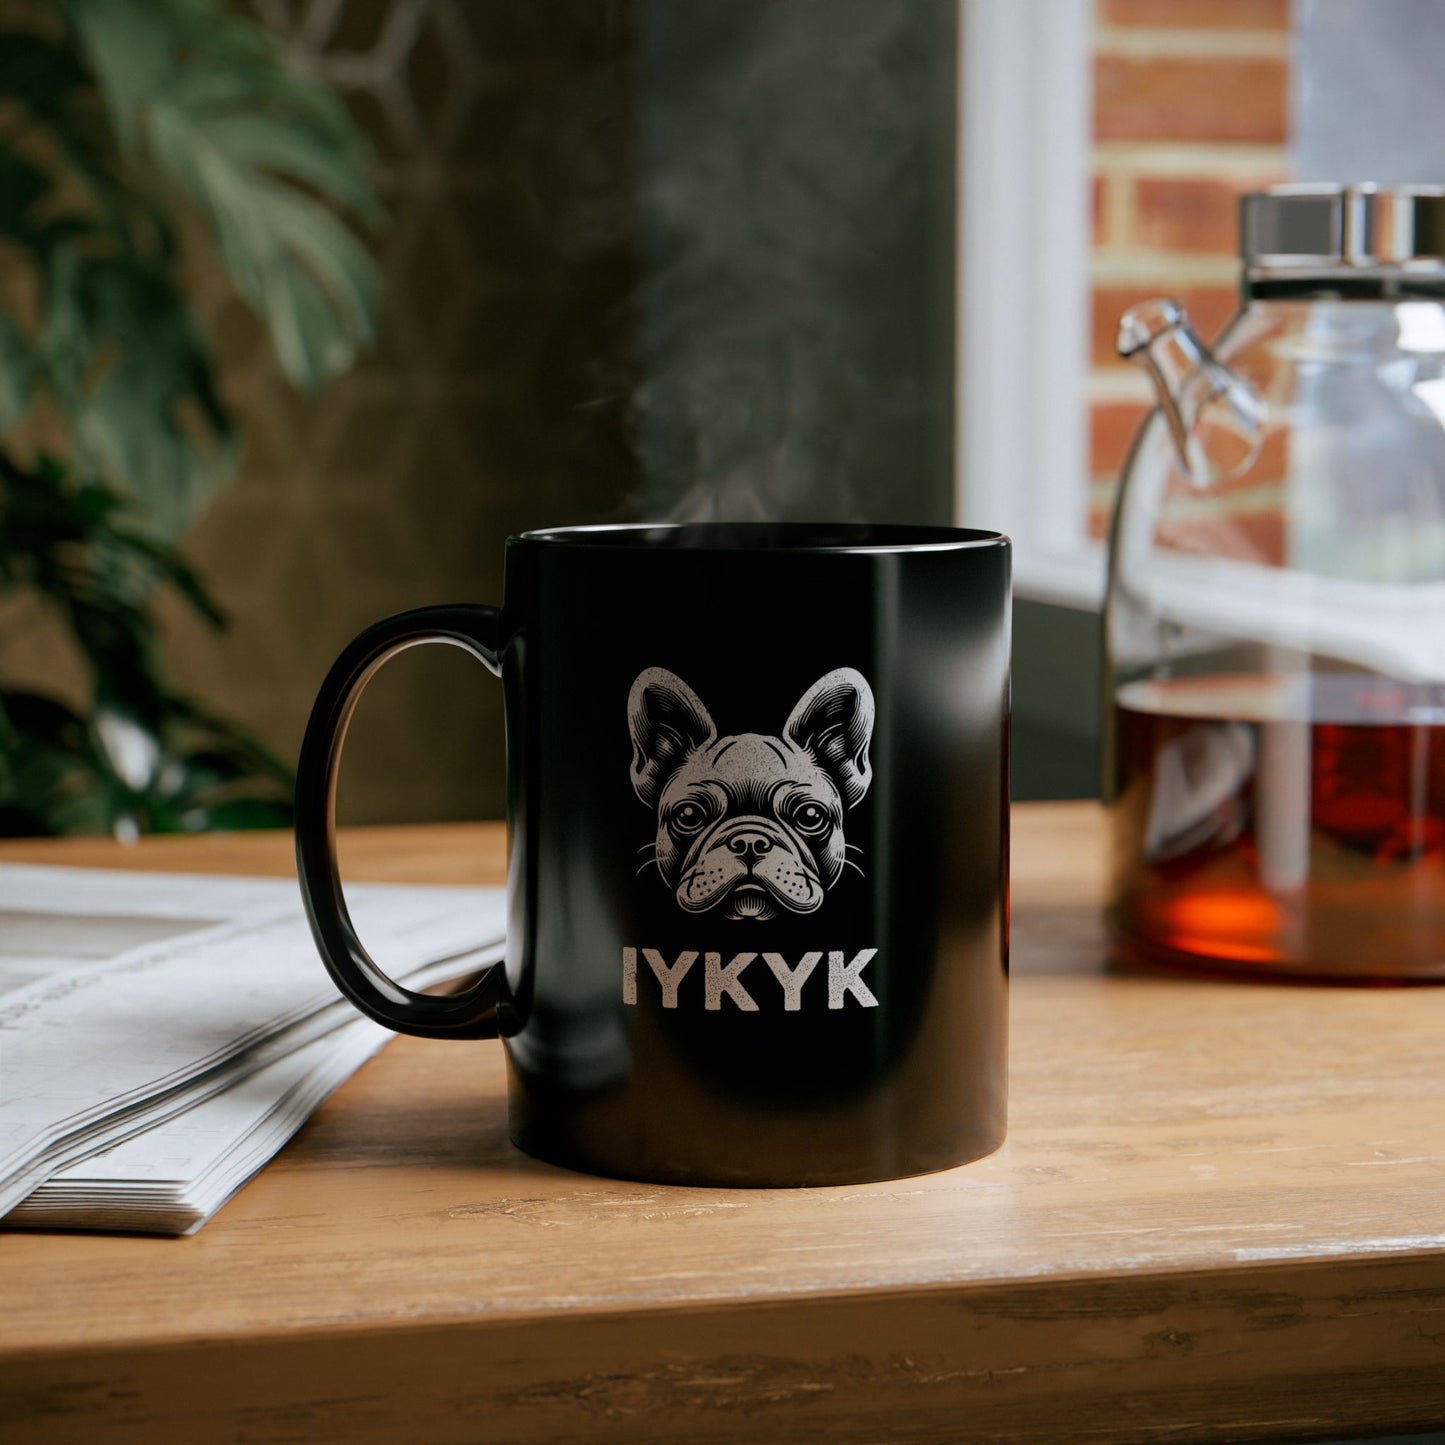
[1109,674,1445,980]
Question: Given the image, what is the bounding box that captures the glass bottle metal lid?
[1241,183,1445,271]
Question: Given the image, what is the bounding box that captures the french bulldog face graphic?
[629,667,874,921]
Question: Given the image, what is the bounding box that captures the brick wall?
[1088,0,1291,538]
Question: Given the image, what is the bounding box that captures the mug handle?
[295,605,509,1040]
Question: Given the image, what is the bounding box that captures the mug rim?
[514,522,1009,554]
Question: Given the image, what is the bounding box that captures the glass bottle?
[1105,184,1445,980]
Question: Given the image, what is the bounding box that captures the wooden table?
[2,803,1444,1444]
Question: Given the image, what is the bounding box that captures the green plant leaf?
[36,248,235,537]
[107,525,225,626]
[64,0,382,392]
[0,689,115,836]
[0,674,296,838]
[167,698,295,785]
[0,315,32,427]
[0,454,225,750]
[0,148,51,246]
[0,30,158,256]
[0,0,360,837]
[0,33,89,116]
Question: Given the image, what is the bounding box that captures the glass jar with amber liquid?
[1106,185,1445,980]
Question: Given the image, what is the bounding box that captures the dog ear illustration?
[784,668,874,808]
[629,668,717,808]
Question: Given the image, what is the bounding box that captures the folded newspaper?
[0,864,505,1235]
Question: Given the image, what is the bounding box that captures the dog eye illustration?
[668,801,709,835]
[791,802,831,835]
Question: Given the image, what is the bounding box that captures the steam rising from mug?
[555,0,956,523]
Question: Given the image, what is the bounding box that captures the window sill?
[1012,543,1107,612]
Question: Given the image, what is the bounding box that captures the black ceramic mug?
[295,523,1010,1187]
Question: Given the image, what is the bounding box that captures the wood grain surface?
[2,804,1444,1443]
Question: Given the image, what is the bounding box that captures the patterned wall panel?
[160,0,638,824]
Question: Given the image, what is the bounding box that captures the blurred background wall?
[156,0,958,824]
[10,0,1381,825]
[1015,0,1290,801]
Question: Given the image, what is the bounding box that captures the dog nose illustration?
[727,829,774,863]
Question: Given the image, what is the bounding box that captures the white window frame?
[956,0,1104,610]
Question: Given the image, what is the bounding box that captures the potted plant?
[0,0,379,835]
